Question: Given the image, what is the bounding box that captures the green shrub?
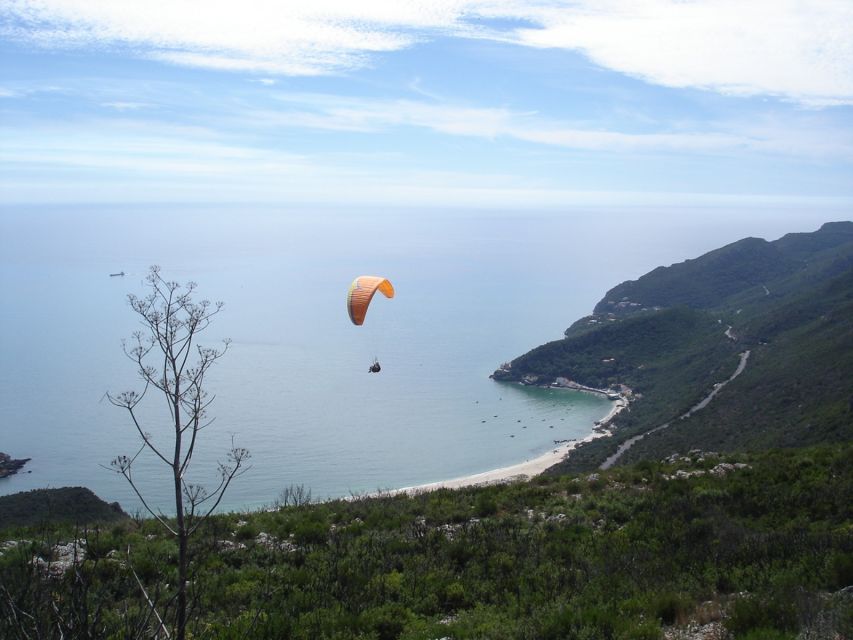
[475,493,498,517]
[359,603,411,640]
[828,551,853,589]
[443,581,468,610]
[618,618,662,640]
[726,595,798,636]
[738,630,797,640]
[651,591,692,625]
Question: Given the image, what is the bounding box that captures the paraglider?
[347,276,394,326]
[347,275,394,373]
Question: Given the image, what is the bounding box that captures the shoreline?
[0,452,31,479]
[384,394,628,497]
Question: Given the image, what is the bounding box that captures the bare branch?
[109,454,177,536]
[1,584,36,640]
[188,445,251,535]
[121,403,171,467]
[128,546,172,640]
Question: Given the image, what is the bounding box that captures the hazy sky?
[2,1,852,207]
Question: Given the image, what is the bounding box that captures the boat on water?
[109,271,125,277]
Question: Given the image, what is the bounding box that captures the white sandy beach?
[387,397,628,496]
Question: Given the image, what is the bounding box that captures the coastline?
[0,452,30,479]
[386,394,628,496]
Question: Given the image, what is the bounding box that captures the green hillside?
[593,237,800,313]
[615,266,853,465]
[0,487,128,528]
[2,445,851,639]
[495,221,853,471]
[594,221,853,315]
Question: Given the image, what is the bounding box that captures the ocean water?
[0,204,842,513]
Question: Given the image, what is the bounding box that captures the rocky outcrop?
[0,451,30,478]
[33,540,87,579]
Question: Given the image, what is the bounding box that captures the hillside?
[494,221,853,471]
[593,220,853,316]
[0,487,128,528]
[1,445,851,639]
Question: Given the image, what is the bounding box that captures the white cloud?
[0,122,315,180]
[2,114,851,206]
[1,0,431,74]
[257,92,853,158]
[2,1,851,104]
[101,101,152,111]
[511,0,853,107]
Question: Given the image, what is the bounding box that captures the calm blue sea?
[0,204,842,513]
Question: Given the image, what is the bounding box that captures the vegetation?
[1,445,851,638]
[0,487,126,528]
[497,221,853,471]
[593,221,853,314]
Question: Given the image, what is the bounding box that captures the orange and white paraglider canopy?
[347,276,394,326]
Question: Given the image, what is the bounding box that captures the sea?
[0,203,844,514]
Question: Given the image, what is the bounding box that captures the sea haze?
[0,204,841,513]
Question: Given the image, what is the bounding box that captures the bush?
[726,595,798,636]
[475,493,498,517]
[360,603,411,640]
[651,591,692,625]
[828,551,853,589]
[738,630,797,640]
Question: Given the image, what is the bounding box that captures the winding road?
[600,350,751,470]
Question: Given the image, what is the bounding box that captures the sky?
[1,0,852,208]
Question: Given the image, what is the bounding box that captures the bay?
[0,204,840,513]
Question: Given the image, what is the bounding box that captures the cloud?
[0,0,430,75]
[257,92,853,158]
[2,1,851,104]
[2,113,851,206]
[0,121,314,179]
[510,0,853,107]
[101,101,152,111]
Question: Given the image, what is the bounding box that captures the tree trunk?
[173,377,187,640]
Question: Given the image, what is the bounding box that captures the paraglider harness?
[369,358,381,373]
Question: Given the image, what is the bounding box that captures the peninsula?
[491,221,853,472]
[0,451,30,478]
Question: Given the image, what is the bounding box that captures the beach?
[388,396,628,496]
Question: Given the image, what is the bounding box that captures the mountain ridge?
[494,221,853,472]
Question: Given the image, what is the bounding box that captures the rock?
[217,539,247,552]
[255,532,298,552]
[663,620,726,640]
[0,452,31,478]
[438,523,463,541]
[710,462,751,477]
[33,539,86,578]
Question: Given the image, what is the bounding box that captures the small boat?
[110,271,125,277]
